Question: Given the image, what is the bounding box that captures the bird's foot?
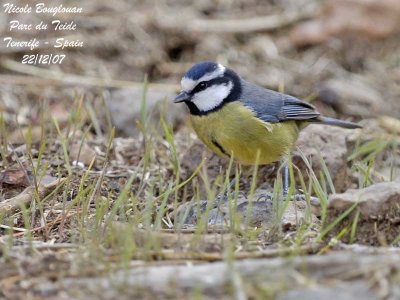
[256,192,317,202]
[200,191,237,212]
[199,177,238,213]
[256,192,274,202]
[290,194,320,203]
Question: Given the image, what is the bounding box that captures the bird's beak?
[174,91,190,103]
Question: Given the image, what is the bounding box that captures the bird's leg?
[215,177,237,205]
[257,161,290,202]
[281,159,314,202]
[216,162,241,205]
[201,170,241,212]
[283,162,290,199]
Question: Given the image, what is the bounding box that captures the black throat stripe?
[212,138,229,157]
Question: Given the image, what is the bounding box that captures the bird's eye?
[198,82,207,90]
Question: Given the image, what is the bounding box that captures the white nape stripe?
[191,81,233,112]
[181,64,226,92]
[197,64,225,85]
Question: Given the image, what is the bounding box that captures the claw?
[256,193,273,202]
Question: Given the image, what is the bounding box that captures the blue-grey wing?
[240,81,320,123]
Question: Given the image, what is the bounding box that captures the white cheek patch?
[181,64,226,92]
[191,82,233,112]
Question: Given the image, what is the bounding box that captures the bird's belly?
[191,102,300,165]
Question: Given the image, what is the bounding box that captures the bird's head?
[174,61,241,115]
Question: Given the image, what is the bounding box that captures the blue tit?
[174,61,361,196]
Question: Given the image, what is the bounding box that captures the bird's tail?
[318,116,362,129]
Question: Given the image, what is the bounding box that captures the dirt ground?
[1,0,400,299]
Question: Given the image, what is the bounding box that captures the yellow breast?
[190,102,300,165]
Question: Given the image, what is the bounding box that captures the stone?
[8,126,42,144]
[0,168,32,187]
[316,77,382,118]
[327,181,400,245]
[293,124,357,193]
[69,141,96,166]
[105,87,186,137]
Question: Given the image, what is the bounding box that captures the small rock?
[113,138,142,164]
[69,141,96,166]
[281,200,319,231]
[50,101,78,125]
[327,181,400,245]
[8,126,42,144]
[105,87,185,137]
[293,124,357,193]
[235,196,275,228]
[0,168,32,187]
[39,174,58,185]
[317,77,382,118]
[378,116,400,135]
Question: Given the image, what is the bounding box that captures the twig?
[12,211,78,238]
[158,6,316,33]
[109,244,320,262]
[0,59,179,91]
[0,224,27,232]
[191,13,310,33]
[11,243,78,250]
[0,75,68,86]
[0,178,65,218]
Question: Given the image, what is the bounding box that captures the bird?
[174,61,361,198]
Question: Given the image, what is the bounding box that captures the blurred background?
[1,0,400,139]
